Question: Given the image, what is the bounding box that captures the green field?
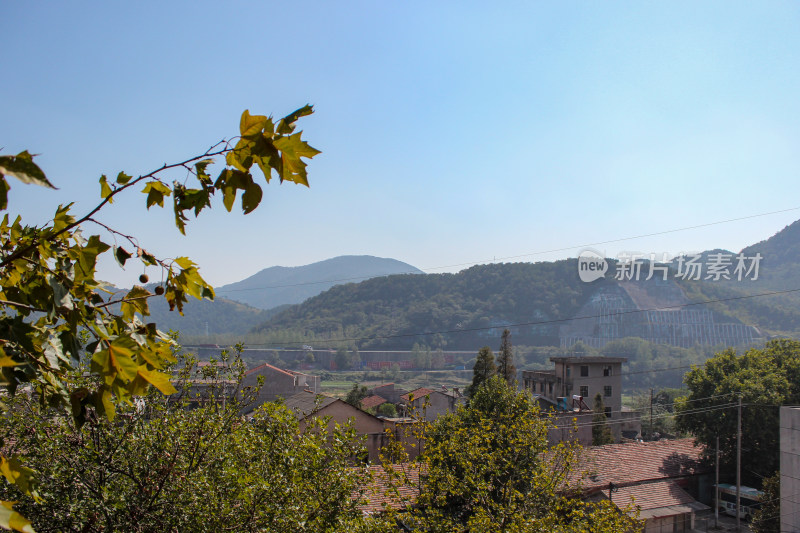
[314,369,472,399]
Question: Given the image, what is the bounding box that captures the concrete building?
[781,406,800,532]
[240,363,320,413]
[522,356,627,441]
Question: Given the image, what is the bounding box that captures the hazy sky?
[3,2,800,288]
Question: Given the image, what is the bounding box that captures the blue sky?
[3,2,800,288]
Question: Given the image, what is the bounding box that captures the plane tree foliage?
[389,376,641,532]
[0,349,371,532]
[0,106,320,530]
[676,339,800,486]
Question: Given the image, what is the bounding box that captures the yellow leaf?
[0,501,34,533]
[137,368,177,395]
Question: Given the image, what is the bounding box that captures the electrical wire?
[214,205,800,294]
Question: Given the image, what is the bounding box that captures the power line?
[215,205,800,294]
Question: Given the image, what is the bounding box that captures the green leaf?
[0,177,9,210]
[99,175,113,201]
[116,171,132,185]
[242,179,262,214]
[114,246,132,267]
[96,388,116,421]
[141,181,172,209]
[120,285,151,322]
[195,159,214,186]
[0,348,21,367]
[0,457,40,504]
[239,110,268,137]
[137,368,177,395]
[0,501,35,533]
[0,151,56,190]
[107,337,139,383]
[52,204,76,233]
[273,133,320,186]
[138,249,158,266]
[276,104,314,135]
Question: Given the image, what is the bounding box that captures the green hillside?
[254,260,606,350]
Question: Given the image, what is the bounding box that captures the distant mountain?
[254,261,598,350]
[252,219,800,348]
[107,284,272,337]
[739,219,800,290]
[214,255,423,310]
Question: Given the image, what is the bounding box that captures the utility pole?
[736,394,742,532]
[649,388,654,440]
[715,435,719,528]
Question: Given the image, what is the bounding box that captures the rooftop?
[400,387,436,402]
[550,356,628,364]
[361,395,388,410]
[613,480,709,519]
[283,391,338,419]
[577,438,707,491]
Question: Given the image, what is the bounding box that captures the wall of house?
[547,412,593,446]
[780,407,800,533]
[643,513,691,533]
[407,392,460,422]
[299,401,386,463]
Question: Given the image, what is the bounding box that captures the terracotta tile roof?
[613,480,709,519]
[359,464,422,513]
[400,388,436,402]
[245,363,295,378]
[577,438,707,491]
[355,440,708,516]
[360,395,388,409]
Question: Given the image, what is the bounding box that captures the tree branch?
[0,146,232,270]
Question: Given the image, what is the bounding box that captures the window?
[604,385,612,397]
[566,366,571,377]
[579,386,588,398]
[604,407,611,418]
[603,365,612,377]
[580,365,589,377]
[548,382,553,394]
[540,382,545,393]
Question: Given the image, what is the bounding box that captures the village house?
[400,386,464,422]
[283,390,386,463]
[239,363,320,413]
[522,356,628,441]
[368,383,407,404]
[577,438,711,532]
[357,438,710,532]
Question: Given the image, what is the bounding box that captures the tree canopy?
[0,350,370,532]
[496,328,515,384]
[676,339,800,486]
[403,376,640,532]
[0,106,320,530]
[469,346,496,397]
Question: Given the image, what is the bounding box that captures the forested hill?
[253,261,800,350]
[254,261,596,349]
[739,219,800,290]
[214,255,423,310]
